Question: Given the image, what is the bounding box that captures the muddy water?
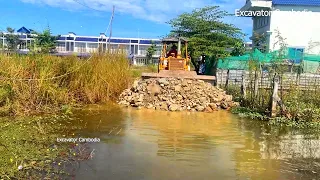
[74,105,320,180]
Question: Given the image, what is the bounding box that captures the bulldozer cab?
[159,37,190,72]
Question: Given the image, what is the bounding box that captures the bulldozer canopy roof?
[161,37,188,43]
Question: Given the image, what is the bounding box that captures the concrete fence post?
[254,70,259,98]
[270,77,279,117]
[241,73,246,99]
[225,70,230,89]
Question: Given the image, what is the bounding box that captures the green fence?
[217,48,320,73]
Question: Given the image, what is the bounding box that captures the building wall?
[269,5,320,53]
[0,31,162,56]
[253,16,271,34]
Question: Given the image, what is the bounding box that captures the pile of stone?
[118,78,239,112]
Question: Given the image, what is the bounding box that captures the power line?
[71,0,114,37]
[108,5,115,53]
[71,0,105,12]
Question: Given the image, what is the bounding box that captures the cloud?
[21,0,252,38]
[21,0,244,22]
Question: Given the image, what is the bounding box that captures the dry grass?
[0,53,132,116]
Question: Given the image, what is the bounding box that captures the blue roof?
[273,0,320,6]
[17,27,31,34]
[139,40,161,44]
[57,37,66,41]
[109,39,130,43]
[75,37,98,42]
[140,40,152,44]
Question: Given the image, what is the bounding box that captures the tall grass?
[0,53,132,115]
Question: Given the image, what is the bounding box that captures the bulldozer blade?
[141,70,216,82]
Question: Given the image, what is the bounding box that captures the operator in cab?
[166,44,178,58]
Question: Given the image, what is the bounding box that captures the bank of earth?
[118,78,239,112]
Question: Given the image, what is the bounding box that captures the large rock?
[169,104,180,111]
[204,106,213,113]
[220,101,229,109]
[196,105,205,112]
[160,102,169,111]
[158,78,169,86]
[208,103,218,111]
[174,85,182,92]
[146,104,154,109]
[147,83,161,95]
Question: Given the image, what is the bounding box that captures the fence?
[132,56,159,66]
[216,69,320,90]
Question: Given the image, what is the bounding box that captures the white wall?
[269,5,320,53]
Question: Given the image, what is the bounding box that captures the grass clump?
[0,53,132,116]
[0,115,85,179]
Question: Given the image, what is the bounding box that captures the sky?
[1,0,252,41]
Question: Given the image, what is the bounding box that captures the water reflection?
[73,104,128,144]
[74,106,320,180]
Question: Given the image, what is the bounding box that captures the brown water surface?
[74,105,320,180]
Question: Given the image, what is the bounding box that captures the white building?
[239,0,320,54]
[0,27,162,57]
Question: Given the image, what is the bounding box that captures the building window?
[75,42,86,53]
[87,43,98,53]
[57,42,66,52]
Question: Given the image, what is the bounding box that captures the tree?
[146,42,157,64]
[230,41,246,56]
[32,28,59,53]
[251,32,268,53]
[167,6,246,73]
[5,27,20,51]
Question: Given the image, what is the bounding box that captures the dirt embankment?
[118,78,238,112]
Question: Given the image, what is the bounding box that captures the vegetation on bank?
[227,81,320,128]
[0,53,132,116]
[0,115,89,179]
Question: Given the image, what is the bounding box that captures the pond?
[72,105,320,180]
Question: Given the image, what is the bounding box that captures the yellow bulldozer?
[158,37,190,71]
[142,37,215,82]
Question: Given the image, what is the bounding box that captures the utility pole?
[138,28,140,55]
[108,5,115,53]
